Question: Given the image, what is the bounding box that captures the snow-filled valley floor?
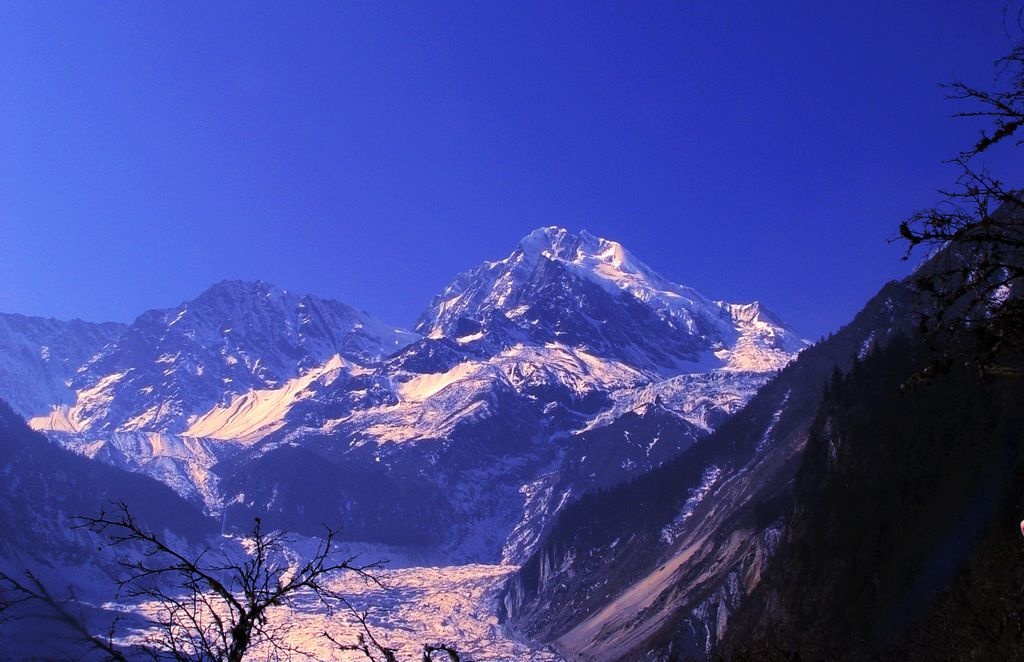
[121,563,564,661]
[277,564,564,660]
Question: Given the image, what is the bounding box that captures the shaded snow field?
[126,564,563,661]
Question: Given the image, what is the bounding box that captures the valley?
[0,228,805,659]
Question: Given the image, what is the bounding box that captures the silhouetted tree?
[0,502,462,661]
[0,569,129,661]
[899,6,1024,375]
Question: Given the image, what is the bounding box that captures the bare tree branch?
[898,13,1024,376]
[2,502,406,660]
[0,568,129,661]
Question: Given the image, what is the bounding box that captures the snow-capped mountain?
[195,229,806,561]
[6,219,1020,660]
[416,227,805,373]
[0,313,125,419]
[31,280,418,434]
[15,229,806,564]
[0,227,812,658]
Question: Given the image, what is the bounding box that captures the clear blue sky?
[1,1,1018,339]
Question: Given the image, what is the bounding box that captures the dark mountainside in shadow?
[503,17,1024,653]
[500,279,920,658]
[0,399,213,561]
[720,328,1024,659]
[0,399,214,659]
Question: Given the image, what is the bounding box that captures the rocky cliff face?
[499,280,915,659]
[0,313,124,419]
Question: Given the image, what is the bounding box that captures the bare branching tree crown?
[899,6,1024,375]
[76,502,388,661]
[1,502,462,661]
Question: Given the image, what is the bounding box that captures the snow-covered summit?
[517,226,660,281]
[416,227,807,373]
[32,280,418,434]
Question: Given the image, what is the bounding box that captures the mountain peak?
[417,227,807,373]
[196,279,286,304]
[44,281,417,434]
[517,227,631,271]
[519,226,595,256]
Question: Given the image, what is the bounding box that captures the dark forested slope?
[721,331,1024,659]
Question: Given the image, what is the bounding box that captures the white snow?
[755,390,789,455]
[397,361,482,402]
[858,331,877,360]
[185,355,358,443]
[332,342,650,445]
[418,227,808,375]
[660,464,722,544]
[28,404,81,433]
[118,561,562,661]
[584,370,770,433]
[29,370,129,434]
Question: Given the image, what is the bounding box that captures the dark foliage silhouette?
[899,7,1024,376]
[1,502,462,661]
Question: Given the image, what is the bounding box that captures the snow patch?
[660,464,722,544]
[186,355,356,443]
[398,362,482,401]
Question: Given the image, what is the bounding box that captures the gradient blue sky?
[1,1,1018,339]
